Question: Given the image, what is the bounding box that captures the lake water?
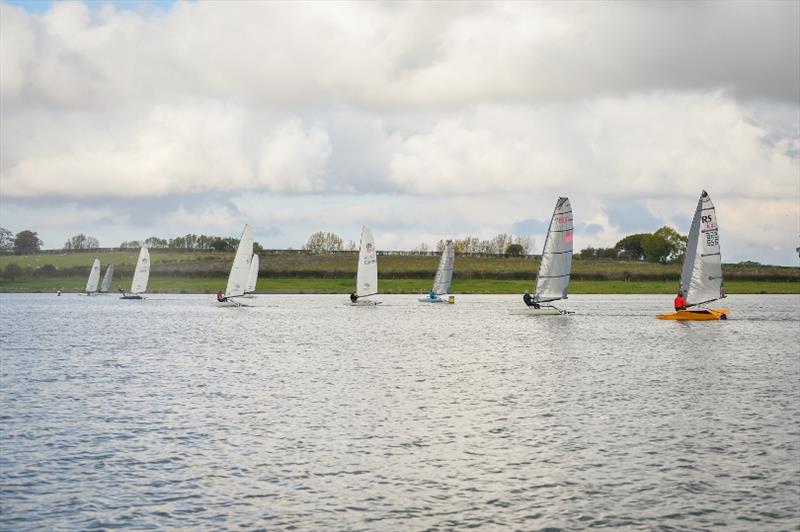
[1,293,798,530]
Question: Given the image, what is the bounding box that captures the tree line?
[301,231,534,256]
[0,225,689,263]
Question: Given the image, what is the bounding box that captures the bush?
[3,263,24,279]
[35,264,57,277]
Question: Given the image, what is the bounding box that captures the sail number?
[705,230,719,247]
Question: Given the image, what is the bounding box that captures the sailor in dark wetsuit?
[523,291,541,309]
[350,291,359,303]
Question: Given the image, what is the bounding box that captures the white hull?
[418,298,445,303]
[509,307,565,316]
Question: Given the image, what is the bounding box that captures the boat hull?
[348,299,381,306]
[509,307,564,316]
[120,294,144,300]
[657,309,730,320]
[418,297,445,303]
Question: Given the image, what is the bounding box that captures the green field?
[1,249,797,293]
[1,276,797,295]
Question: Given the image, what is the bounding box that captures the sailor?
[523,291,540,309]
[428,289,437,300]
[217,291,227,303]
[674,291,688,310]
[350,291,358,303]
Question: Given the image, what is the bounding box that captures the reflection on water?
[1,294,798,530]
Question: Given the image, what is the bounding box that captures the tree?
[413,242,430,253]
[0,227,13,251]
[303,232,343,253]
[641,233,672,263]
[144,236,168,249]
[505,243,525,256]
[13,230,43,254]
[346,240,358,251]
[120,240,142,249]
[64,233,100,250]
[653,226,688,263]
[614,234,647,260]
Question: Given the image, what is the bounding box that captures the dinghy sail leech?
[100,264,114,293]
[121,247,150,299]
[657,191,729,320]
[419,240,455,303]
[350,225,381,305]
[217,224,253,306]
[511,197,573,315]
[85,259,101,294]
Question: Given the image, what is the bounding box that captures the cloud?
[1,1,798,265]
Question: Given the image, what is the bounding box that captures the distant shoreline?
[1,278,798,294]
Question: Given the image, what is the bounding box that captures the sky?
[1,0,798,264]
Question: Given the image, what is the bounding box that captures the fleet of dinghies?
[75,190,731,321]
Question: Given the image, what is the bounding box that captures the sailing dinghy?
[349,225,381,306]
[242,254,259,298]
[419,240,455,303]
[85,259,101,295]
[510,197,573,316]
[216,224,253,307]
[100,264,114,293]
[120,247,150,299]
[657,191,729,320]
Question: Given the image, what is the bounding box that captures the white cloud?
[257,119,332,192]
[1,0,798,265]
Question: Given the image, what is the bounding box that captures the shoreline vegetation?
[1,249,798,294]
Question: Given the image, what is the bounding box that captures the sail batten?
[86,259,101,293]
[681,190,725,306]
[356,226,378,297]
[130,247,150,294]
[533,197,573,302]
[431,240,455,295]
[226,225,253,298]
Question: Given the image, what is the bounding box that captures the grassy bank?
[1,249,797,293]
[1,276,798,294]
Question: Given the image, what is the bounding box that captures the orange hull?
[657,309,730,321]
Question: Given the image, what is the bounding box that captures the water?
[1,293,798,530]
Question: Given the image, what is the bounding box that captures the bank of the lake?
[1,276,798,294]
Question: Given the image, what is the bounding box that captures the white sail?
[225,224,253,298]
[130,247,150,294]
[85,259,101,293]
[534,197,573,303]
[431,240,455,295]
[100,264,114,293]
[681,190,725,306]
[245,254,259,293]
[356,225,378,297]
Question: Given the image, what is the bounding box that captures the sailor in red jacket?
[674,291,688,310]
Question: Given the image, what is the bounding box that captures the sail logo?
[701,215,717,230]
[705,230,719,247]
[366,243,374,253]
